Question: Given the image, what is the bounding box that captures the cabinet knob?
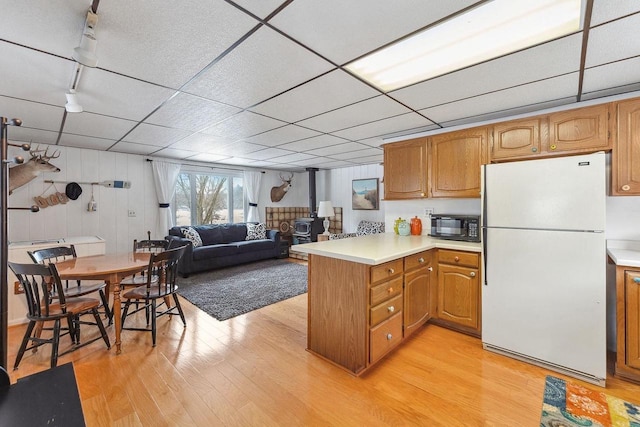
[454,256,460,262]
[531,147,538,152]
[388,306,395,313]
[470,271,476,277]
[420,192,425,197]
[386,333,393,340]
[428,266,433,272]
[550,144,557,150]
[388,268,395,274]
[621,184,631,191]
[634,277,640,283]
[387,287,394,293]
[418,257,425,263]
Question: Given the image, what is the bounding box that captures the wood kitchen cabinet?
[403,250,435,339]
[429,127,487,198]
[612,98,640,195]
[615,266,640,384]
[383,137,429,200]
[491,117,546,160]
[548,103,611,153]
[434,249,481,336]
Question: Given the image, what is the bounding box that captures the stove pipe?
[306,167,318,217]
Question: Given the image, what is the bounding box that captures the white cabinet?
[7,236,106,325]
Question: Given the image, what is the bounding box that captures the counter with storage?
[297,234,480,375]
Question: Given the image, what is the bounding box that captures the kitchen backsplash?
[383,198,481,235]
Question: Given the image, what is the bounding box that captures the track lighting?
[72,9,98,67]
[65,90,83,113]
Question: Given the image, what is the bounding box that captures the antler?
[29,145,60,160]
[279,172,293,181]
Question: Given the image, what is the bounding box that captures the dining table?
[55,251,151,354]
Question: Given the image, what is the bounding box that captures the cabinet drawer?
[370,294,403,327]
[405,250,432,271]
[370,312,403,364]
[438,250,479,268]
[370,276,403,306]
[371,259,403,284]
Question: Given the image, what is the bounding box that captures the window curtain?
[151,160,181,239]
[243,170,262,223]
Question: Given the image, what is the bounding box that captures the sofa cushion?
[246,222,266,240]
[194,225,224,246]
[192,244,238,261]
[220,223,247,243]
[181,226,203,248]
[356,220,385,236]
[235,240,275,253]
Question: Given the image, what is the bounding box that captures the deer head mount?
[8,146,61,195]
[270,172,293,203]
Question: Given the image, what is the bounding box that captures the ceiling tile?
[183,26,334,108]
[97,0,259,88]
[311,159,355,169]
[217,156,257,166]
[231,0,286,19]
[591,0,640,26]
[0,96,64,132]
[58,134,117,151]
[243,124,320,147]
[152,147,200,159]
[5,127,59,146]
[123,123,192,147]
[306,142,370,157]
[269,152,316,164]
[390,34,583,111]
[330,148,383,160]
[419,73,580,125]
[249,69,379,122]
[333,112,435,141]
[225,141,269,155]
[351,154,384,165]
[144,92,242,132]
[109,141,162,155]
[357,137,386,148]
[240,147,293,160]
[200,111,286,139]
[277,134,347,152]
[185,153,233,163]
[270,0,478,64]
[167,132,233,151]
[583,57,640,95]
[63,112,137,140]
[297,96,411,132]
[586,14,640,67]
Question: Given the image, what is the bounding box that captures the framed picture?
[352,178,379,210]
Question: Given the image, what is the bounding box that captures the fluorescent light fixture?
[65,90,83,113]
[345,0,584,92]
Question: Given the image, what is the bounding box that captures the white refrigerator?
[481,152,606,386]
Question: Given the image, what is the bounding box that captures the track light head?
[65,90,83,113]
[72,10,98,67]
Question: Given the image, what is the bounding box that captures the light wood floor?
[6,270,640,426]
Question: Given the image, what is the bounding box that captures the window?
[174,171,244,226]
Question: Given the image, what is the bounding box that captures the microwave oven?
[430,215,480,242]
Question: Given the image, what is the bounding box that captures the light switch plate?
[128,210,136,217]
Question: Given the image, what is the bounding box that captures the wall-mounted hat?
[65,182,82,200]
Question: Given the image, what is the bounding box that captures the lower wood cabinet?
[403,250,434,339]
[434,249,481,336]
[615,265,640,384]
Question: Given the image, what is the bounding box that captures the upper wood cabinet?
[491,117,546,160]
[548,103,611,153]
[429,127,487,198]
[383,137,429,200]
[612,98,640,195]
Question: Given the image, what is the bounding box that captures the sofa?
[166,223,281,277]
[329,220,385,240]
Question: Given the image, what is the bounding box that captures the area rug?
[541,375,640,426]
[177,259,307,321]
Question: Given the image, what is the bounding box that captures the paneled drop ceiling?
[1,0,639,171]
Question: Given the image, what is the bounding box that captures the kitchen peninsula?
[295,233,481,375]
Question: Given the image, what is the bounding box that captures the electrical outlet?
[128,209,136,217]
[14,281,24,294]
[424,208,434,216]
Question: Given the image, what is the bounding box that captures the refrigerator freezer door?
[484,152,605,231]
[482,227,606,380]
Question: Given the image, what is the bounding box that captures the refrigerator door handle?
[483,228,488,286]
[482,165,488,286]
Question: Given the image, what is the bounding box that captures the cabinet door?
[430,127,486,198]
[612,98,640,195]
[626,271,640,369]
[491,117,545,160]
[403,261,434,338]
[548,104,611,153]
[383,138,428,200]
[437,264,479,330]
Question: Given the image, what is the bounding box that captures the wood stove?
[293,217,324,244]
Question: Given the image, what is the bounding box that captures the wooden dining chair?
[8,261,111,369]
[119,235,170,288]
[121,246,187,346]
[28,245,110,319]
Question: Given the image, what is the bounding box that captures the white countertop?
[607,239,640,268]
[294,233,481,265]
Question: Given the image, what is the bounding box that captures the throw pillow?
[181,226,202,248]
[246,222,266,240]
